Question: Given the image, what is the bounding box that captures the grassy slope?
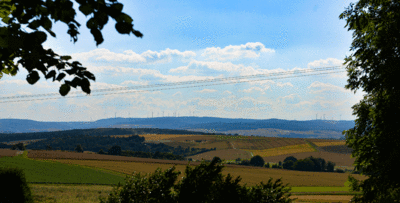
[0,151,126,185]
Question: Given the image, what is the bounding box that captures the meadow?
[0,133,364,202]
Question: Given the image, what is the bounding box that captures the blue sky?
[0,0,367,122]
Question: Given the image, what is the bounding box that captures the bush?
[283,156,297,163]
[271,164,281,169]
[282,160,295,170]
[304,156,326,172]
[98,149,106,154]
[240,160,251,166]
[0,167,34,203]
[74,144,83,153]
[250,155,265,167]
[99,158,296,203]
[265,163,270,168]
[335,168,345,173]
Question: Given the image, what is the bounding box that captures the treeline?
[0,127,218,143]
[24,134,215,159]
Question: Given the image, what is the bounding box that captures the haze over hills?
[0,117,354,139]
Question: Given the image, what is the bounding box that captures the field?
[1,133,370,202]
[0,151,126,185]
[246,144,317,157]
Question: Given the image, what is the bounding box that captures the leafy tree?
[292,159,315,171]
[108,145,121,155]
[11,142,25,150]
[0,167,33,203]
[212,156,222,163]
[250,155,265,167]
[265,162,270,168]
[278,161,282,166]
[339,0,400,202]
[304,156,326,172]
[282,160,294,170]
[283,156,297,163]
[326,161,335,172]
[0,0,142,96]
[100,158,296,203]
[74,144,83,153]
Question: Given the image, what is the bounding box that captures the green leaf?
[86,17,98,29]
[59,84,71,96]
[28,19,41,30]
[79,4,93,16]
[42,17,52,31]
[60,55,72,61]
[70,77,81,88]
[45,70,56,81]
[83,71,95,81]
[110,3,123,13]
[115,22,132,34]
[34,31,47,44]
[26,71,40,84]
[56,73,66,81]
[90,28,103,46]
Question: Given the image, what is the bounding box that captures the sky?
[0,0,367,122]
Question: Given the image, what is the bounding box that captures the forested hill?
[0,128,211,143]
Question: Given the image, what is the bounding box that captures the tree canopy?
[339,0,400,202]
[0,0,142,96]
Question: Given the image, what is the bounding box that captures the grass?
[0,151,126,185]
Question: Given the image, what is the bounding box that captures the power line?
[0,65,345,101]
[0,67,346,103]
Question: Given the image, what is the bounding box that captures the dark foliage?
[250,155,265,167]
[99,158,296,203]
[0,167,33,203]
[283,156,297,163]
[292,159,315,171]
[11,142,25,150]
[74,144,83,153]
[282,160,295,170]
[108,145,121,155]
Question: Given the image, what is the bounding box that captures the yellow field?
[313,141,347,147]
[39,159,367,187]
[246,144,316,157]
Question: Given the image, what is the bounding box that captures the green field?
[0,152,126,185]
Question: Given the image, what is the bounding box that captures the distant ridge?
[0,117,354,140]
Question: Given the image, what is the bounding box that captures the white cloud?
[201,42,275,61]
[307,81,350,94]
[276,82,293,87]
[242,86,266,94]
[223,90,232,94]
[169,66,190,73]
[307,58,345,68]
[195,89,218,93]
[120,80,149,86]
[70,48,196,64]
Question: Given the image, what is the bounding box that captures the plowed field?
[261,151,356,167]
[187,149,253,161]
[0,149,18,157]
[246,144,316,157]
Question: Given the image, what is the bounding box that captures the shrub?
[265,163,270,168]
[283,156,297,163]
[98,149,106,154]
[74,144,83,153]
[11,142,25,150]
[282,160,295,170]
[271,164,281,169]
[335,168,345,173]
[279,161,282,166]
[99,158,296,203]
[240,160,251,166]
[0,167,34,203]
[250,155,265,167]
